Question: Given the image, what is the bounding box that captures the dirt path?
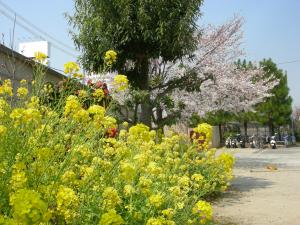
[213,147,300,225]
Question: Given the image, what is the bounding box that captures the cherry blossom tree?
[93,17,278,129]
[149,16,278,128]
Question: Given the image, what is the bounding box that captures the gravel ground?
[213,146,300,225]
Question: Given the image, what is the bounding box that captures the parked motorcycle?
[249,135,256,148]
[230,137,238,148]
[270,136,276,149]
[236,134,246,148]
[225,137,231,148]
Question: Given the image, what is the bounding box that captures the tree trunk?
[244,121,248,136]
[219,124,223,146]
[156,107,163,129]
[269,120,275,136]
[138,57,152,127]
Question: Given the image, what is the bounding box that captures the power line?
[0,8,78,58]
[0,0,76,52]
[278,59,300,65]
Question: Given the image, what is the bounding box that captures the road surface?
[213,147,300,225]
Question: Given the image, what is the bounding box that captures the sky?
[0,0,299,106]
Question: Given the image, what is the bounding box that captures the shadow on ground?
[231,175,273,192]
[214,175,273,206]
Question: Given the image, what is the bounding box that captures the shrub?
[0,51,234,225]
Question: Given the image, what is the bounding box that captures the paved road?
[214,147,300,225]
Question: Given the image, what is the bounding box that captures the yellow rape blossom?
[27,96,40,109]
[0,125,7,136]
[73,108,90,123]
[193,123,213,150]
[113,75,128,92]
[146,218,164,225]
[10,189,50,224]
[192,200,213,224]
[0,98,9,110]
[88,105,105,116]
[162,208,174,219]
[104,50,117,66]
[191,173,204,182]
[102,187,122,210]
[0,79,13,96]
[17,87,29,98]
[123,185,135,196]
[20,79,27,86]
[56,186,78,223]
[148,193,164,208]
[43,83,54,94]
[78,89,88,98]
[34,51,47,62]
[120,162,136,182]
[64,62,80,75]
[64,95,81,116]
[99,209,124,225]
[10,171,27,191]
[93,88,105,100]
[73,72,84,79]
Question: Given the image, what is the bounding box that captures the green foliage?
[201,111,234,126]
[235,59,255,70]
[256,59,292,134]
[69,0,203,73]
[68,0,204,126]
[0,61,235,224]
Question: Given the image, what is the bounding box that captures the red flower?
[106,127,118,138]
[95,81,103,89]
[103,88,109,96]
[87,79,93,86]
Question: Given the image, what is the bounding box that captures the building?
[19,41,51,66]
[0,43,64,90]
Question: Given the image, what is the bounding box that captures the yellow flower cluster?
[93,88,105,100]
[56,186,78,223]
[64,62,80,75]
[113,75,129,92]
[10,168,27,191]
[148,193,164,208]
[0,125,7,136]
[10,189,51,224]
[34,51,47,62]
[102,187,122,210]
[0,79,13,96]
[104,50,117,66]
[78,89,88,98]
[64,95,82,116]
[0,81,234,224]
[88,105,105,116]
[17,87,29,98]
[43,83,54,94]
[10,107,42,127]
[193,123,213,151]
[73,72,84,79]
[192,200,213,224]
[99,209,124,225]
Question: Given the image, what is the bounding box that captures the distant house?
[0,43,64,89]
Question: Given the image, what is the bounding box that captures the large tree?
[69,0,204,126]
[69,2,277,129]
[98,17,277,131]
[256,59,292,135]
